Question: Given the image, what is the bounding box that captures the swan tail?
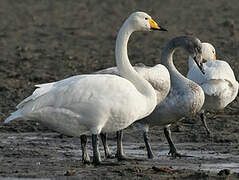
[16,83,55,109]
[4,109,24,124]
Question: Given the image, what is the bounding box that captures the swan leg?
[200,110,211,135]
[100,133,114,159]
[116,130,144,161]
[80,135,91,164]
[143,132,154,159]
[164,126,182,158]
[116,130,128,161]
[92,134,101,165]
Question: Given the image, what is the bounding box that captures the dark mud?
[0,0,239,179]
[0,132,239,179]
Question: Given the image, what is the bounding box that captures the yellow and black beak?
[149,18,167,31]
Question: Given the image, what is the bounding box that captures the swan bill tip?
[149,18,167,31]
[151,27,167,31]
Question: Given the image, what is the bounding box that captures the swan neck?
[115,19,156,105]
[115,21,133,76]
[161,39,188,82]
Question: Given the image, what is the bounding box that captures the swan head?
[127,12,167,32]
[202,42,216,62]
[183,36,205,74]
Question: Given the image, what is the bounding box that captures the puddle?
[201,162,239,172]
[111,143,239,173]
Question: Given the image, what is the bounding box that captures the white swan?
[187,42,239,134]
[4,12,164,165]
[95,62,170,160]
[92,36,205,160]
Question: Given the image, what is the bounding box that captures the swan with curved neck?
[81,13,169,162]
[116,36,205,159]
[187,42,239,135]
[4,12,166,165]
[88,36,205,160]
[115,12,157,108]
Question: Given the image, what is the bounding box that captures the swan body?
[6,74,154,135]
[187,42,239,134]
[187,42,238,111]
[5,12,163,164]
[130,36,205,158]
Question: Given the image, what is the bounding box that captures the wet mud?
[0,132,239,179]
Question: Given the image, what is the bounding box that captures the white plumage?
[131,37,205,158]
[187,43,238,110]
[5,11,164,164]
[6,75,155,135]
[96,36,205,159]
[187,42,238,134]
[96,63,170,105]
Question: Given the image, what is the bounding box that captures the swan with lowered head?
[4,12,164,165]
[187,42,239,134]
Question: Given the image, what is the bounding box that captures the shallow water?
[122,143,239,173]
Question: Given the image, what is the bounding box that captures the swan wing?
[96,64,170,103]
[16,75,86,109]
[187,60,237,85]
[203,60,237,82]
[188,60,238,108]
[95,67,120,76]
[200,79,233,97]
[200,79,238,109]
[17,75,135,111]
[135,64,170,103]
[8,75,152,131]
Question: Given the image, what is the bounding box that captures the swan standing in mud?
[93,36,205,159]
[4,12,166,165]
[97,62,171,160]
[187,42,239,135]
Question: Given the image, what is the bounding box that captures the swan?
[115,36,205,159]
[187,42,239,135]
[95,62,171,160]
[4,12,165,165]
[87,36,205,160]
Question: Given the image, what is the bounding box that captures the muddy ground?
[0,0,239,179]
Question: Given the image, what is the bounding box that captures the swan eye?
[196,47,202,53]
[145,17,148,20]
